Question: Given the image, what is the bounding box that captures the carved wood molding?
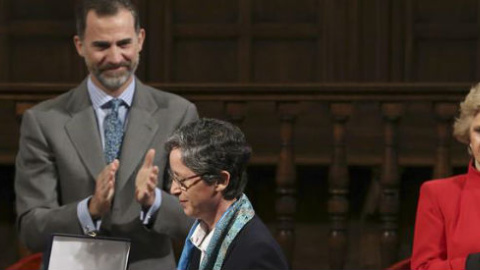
[0,82,471,102]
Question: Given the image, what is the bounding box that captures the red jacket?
[412,163,480,270]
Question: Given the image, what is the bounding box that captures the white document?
[46,234,130,270]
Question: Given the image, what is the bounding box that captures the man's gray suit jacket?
[15,78,198,270]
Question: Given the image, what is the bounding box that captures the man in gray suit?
[14,0,197,269]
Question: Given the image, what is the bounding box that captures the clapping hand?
[135,149,159,208]
[89,159,119,219]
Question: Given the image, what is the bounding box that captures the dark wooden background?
[0,0,479,269]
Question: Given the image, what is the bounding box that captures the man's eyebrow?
[91,41,111,47]
[117,38,132,46]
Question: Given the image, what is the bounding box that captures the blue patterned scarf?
[177,194,255,270]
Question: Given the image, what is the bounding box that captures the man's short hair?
[165,118,252,200]
[75,0,141,40]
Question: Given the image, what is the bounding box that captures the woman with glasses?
[166,118,288,270]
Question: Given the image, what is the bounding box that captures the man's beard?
[86,56,139,91]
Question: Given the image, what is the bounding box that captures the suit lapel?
[65,80,105,180]
[116,81,161,192]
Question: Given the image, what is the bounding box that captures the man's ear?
[215,171,230,192]
[73,35,84,57]
[137,28,146,52]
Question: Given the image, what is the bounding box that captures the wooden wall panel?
[10,38,81,82]
[6,0,78,82]
[390,0,405,81]
[416,40,476,81]
[134,0,148,81]
[252,0,318,23]
[406,0,480,82]
[323,0,351,81]
[360,0,386,81]
[145,0,166,82]
[359,0,405,82]
[416,0,476,22]
[4,0,480,84]
[173,0,238,23]
[173,39,238,82]
[238,0,252,82]
[253,40,316,82]
[0,0,9,82]
[347,0,359,81]
[0,37,7,82]
[10,0,73,20]
[374,0,390,81]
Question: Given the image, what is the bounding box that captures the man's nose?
[106,46,124,64]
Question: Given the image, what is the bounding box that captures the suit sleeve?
[150,102,198,239]
[411,182,466,270]
[15,110,83,252]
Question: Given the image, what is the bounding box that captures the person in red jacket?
[412,83,480,270]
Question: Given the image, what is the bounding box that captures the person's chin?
[181,205,194,217]
[99,75,129,90]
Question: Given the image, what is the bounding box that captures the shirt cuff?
[140,188,162,225]
[77,197,102,236]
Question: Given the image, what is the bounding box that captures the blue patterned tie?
[104,98,124,163]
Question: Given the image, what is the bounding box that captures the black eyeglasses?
[168,169,206,191]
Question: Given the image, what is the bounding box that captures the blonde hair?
[453,83,480,144]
